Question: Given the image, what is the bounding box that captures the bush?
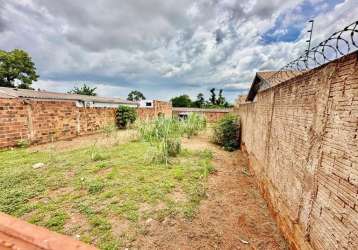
[212,114,240,151]
[116,106,137,129]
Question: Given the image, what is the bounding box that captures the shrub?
[212,114,240,151]
[115,106,137,129]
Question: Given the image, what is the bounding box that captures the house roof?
[246,70,300,101]
[0,87,137,105]
[173,107,232,113]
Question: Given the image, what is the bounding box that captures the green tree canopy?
[170,90,233,109]
[68,84,97,96]
[193,93,205,108]
[0,49,39,89]
[170,95,192,107]
[127,90,146,101]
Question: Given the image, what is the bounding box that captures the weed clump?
[16,139,30,148]
[212,114,240,151]
[101,123,117,137]
[181,113,207,138]
[137,114,206,164]
[87,180,105,194]
[138,118,182,164]
[89,142,107,161]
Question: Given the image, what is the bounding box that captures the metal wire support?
[305,20,314,60]
[267,20,358,85]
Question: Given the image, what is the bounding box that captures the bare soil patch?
[132,133,288,250]
[167,187,187,203]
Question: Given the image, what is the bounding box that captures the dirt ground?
[25,130,288,249]
[133,133,288,250]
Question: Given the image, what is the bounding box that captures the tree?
[209,88,216,105]
[0,49,39,89]
[217,89,226,105]
[68,84,97,96]
[170,95,192,107]
[193,93,205,108]
[127,90,145,101]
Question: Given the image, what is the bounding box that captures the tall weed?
[182,113,207,138]
[137,114,206,164]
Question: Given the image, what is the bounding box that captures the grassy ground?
[0,134,213,249]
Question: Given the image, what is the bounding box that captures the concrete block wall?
[235,52,358,249]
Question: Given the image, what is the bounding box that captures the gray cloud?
[0,0,357,102]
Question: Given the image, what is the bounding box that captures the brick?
[235,52,358,249]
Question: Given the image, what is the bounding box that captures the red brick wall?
[0,99,116,148]
[137,100,172,120]
[0,99,29,148]
[235,52,358,249]
[0,99,172,148]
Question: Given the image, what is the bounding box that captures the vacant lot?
[0,128,287,250]
[0,130,213,249]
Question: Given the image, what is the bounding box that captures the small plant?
[16,139,30,148]
[212,114,240,151]
[115,106,137,129]
[167,138,181,157]
[101,123,117,137]
[89,141,106,161]
[95,162,107,169]
[88,181,105,194]
[47,134,57,164]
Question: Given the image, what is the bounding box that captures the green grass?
[0,139,213,249]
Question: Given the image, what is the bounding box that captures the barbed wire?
[267,21,358,86]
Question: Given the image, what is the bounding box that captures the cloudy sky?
[0,0,357,102]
